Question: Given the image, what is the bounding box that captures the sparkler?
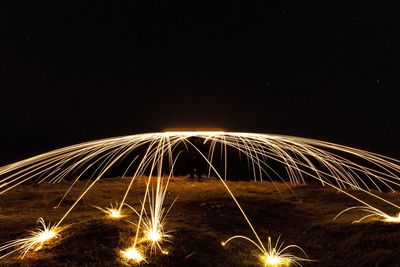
[1,131,400,264]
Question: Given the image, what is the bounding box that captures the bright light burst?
[0,218,64,259]
[120,246,146,264]
[223,235,311,267]
[383,213,400,223]
[142,175,175,255]
[1,131,400,263]
[262,254,291,267]
[142,225,171,255]
[109,209,123,219]
[147,230,161,242]
[94,202,126,219]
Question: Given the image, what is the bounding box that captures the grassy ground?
[0,176,400,266]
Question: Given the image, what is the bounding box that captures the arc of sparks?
[1,131,400,263]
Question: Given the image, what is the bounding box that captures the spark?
[335,205,400,223]
[94,202,126,219]
[125,174,176,256]
[223,235,312,267]
[0,218,64,259]
[147,230,162,242]
[120,246,146,264]
[141,175,175,255]
[142,225,172,255]
[383,213,400,223]
[262,254,291,267]
[109,209,123,219]
[1,131,400,263]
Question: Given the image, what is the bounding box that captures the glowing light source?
[94,203,126,219]
[261,249,291,267]
[120,246,146,263]
[163,130,225,137]
[147,230,162,242]
[34,230,56,249]
[262,254,291,267]
[109,209,122,218]
[383,213,400,223]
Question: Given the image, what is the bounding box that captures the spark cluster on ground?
[94,202,126,219]
[0,218,64,260]
[223,235,310,267]
[1,131,400,265]
[120,246,146,264]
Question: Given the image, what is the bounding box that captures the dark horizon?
[1,1,400,164]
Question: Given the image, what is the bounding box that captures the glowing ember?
[120,246,145,263]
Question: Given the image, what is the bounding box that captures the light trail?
[1,131,400,264]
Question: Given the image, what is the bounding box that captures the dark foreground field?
[1,176,400,267]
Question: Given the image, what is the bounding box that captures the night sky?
[1,1,400,164]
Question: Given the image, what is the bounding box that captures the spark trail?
[1,131,400,264]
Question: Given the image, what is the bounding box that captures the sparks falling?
[1,131,400,264]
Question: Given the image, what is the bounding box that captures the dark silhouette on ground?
[186,137,207,180]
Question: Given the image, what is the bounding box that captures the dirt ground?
[0,176,400,266]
